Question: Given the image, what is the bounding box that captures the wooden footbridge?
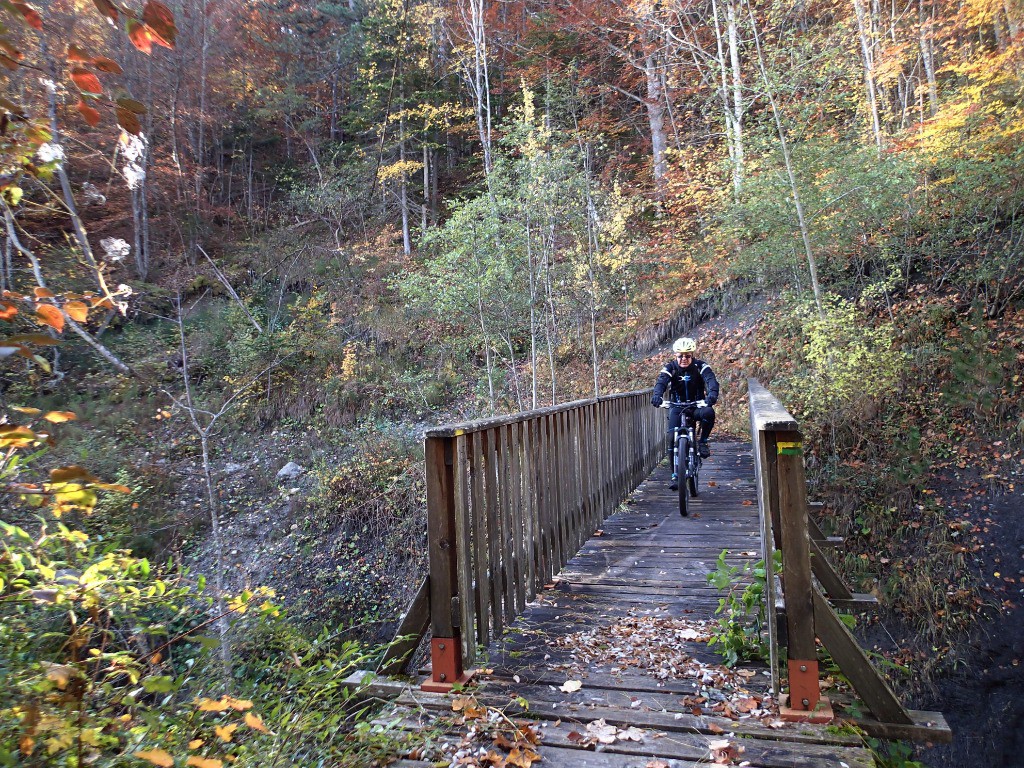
[375,381,951,767]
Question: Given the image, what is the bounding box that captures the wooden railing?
[418,390,663,690]
[749,379,950,741]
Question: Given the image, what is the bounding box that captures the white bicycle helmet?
[672,337,697,354]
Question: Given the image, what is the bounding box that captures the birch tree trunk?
[853,0,884,153]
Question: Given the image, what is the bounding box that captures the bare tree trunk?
[747,3,824,315]
[919,0,939,117]
[399,112,411,256]
[196,0,209,204]
[712,0,745,199]
[526,213,538,410]
[727,0,745,190]
[644,48,669,197]
[422,144,429,233]
[459,0,493,176]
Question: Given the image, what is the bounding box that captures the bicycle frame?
[661,400,703,516]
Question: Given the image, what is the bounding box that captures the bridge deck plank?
[406,441,878,767]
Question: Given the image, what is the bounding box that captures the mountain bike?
[660,399,704,517]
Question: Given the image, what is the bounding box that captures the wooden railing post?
[774,429,830,720]
[422,435,473,692]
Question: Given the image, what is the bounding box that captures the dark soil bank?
[918,489,1024,767]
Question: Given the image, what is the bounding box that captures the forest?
[0,0,1021,764]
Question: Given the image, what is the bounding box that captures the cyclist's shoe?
[699,439,711,458]
[669,473,678,491]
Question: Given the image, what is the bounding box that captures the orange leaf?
[225,697,253,711]
[214,723,237,742]
[64,300,89,322]
[12,3,43,30]
[76,99,101,127]
[142,1,177,47]
[0,301,17,320]
[51,465,98,483]
[186,757,222,768]
[134,750,174,768]
[244,712,269,733]
[196,697,229,712]
[70,67,103,95]
[35,304,64,333]
[34,287,54,299]
[67,44,90,62]
[127,19,153,54]
[91,56,122,74]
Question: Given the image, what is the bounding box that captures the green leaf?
[141,675,175,693]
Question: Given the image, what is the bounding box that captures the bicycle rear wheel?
[677,436,689,517]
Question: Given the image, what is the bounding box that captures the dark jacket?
[653,358,720,405]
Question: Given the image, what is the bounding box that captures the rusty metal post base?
[779,694,834,724]
[421,670,475,693]
[421,636,475,693]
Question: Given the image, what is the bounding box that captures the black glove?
[651,395,663,407]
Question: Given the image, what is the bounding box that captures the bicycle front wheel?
[677,436,689,517]
[687,452,700,497]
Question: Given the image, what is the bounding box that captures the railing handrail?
[421,389,664,690]
[424,389,653,438]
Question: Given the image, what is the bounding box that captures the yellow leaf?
[214,723,237,742]
[64,301,88,322]
[225,697,253,711]
[134,749,174,767]
[186,757,223,768]
[196,697,230,712]
[10,406,41,415]
[243,712,269,733]
[188,739,204,749]
[43,411,77,423]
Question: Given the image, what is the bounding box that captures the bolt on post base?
[421,637,476,693]
[778,694,834,724]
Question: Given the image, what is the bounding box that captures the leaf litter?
[547,613,781,724]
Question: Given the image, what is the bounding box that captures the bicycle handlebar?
[658,399,707,409]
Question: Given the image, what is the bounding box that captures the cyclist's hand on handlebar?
[696,399,708,408]
[651,395,663,408]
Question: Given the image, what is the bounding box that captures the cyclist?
[650,337,720,468]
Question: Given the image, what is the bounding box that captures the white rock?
[276,462,305,481]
